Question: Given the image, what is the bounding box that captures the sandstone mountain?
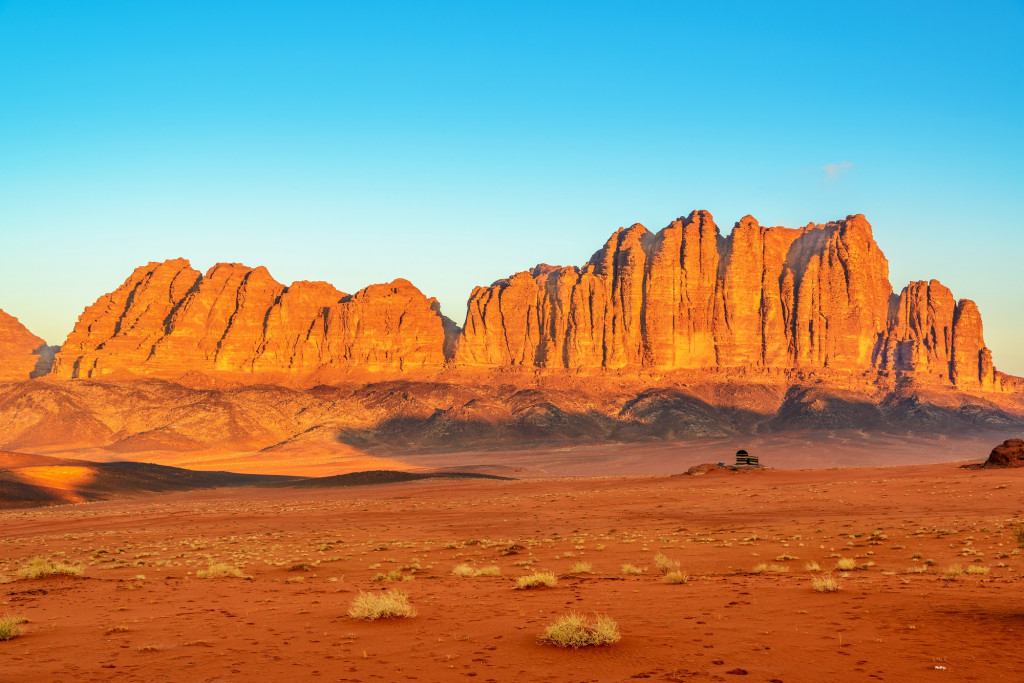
[0,309,56,381]
[41,211,1009,392]
[458,212,1001,390]
[0,209,1021,463]
[51,259,458,382]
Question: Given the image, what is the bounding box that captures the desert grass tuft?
[834,557,857,571]
[805,561,821,572]
[653,553,680,575]
[811,573,840,592]
[752,562,789,574]
[451,564,500,578]
[663,570,689,584]
[516,572,557,589]
[620,564,646,575]
[537,612,620,648]
[942,564,964,580]
[965,565,990,575]
[196,563,246,579]
[347,590,416,620]
[569,561,592,574]
[17,557,83,580]
[0,615,27,641]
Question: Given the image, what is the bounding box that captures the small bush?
[516,572,557,589]
[620,564,646,575]
[17,557,83,580]
[663,570,688,584]
[373,569,410,583]
[348,590,416,620]
[752,563,788,574]
[654,553,680,575]
[905,565,928,574]
[538,612,620,648]
[965,565,990,575]
[834,558,857,571]
[0,615,27,641]
[805,561,821,572]
[811,573,840,592]
[196,563,246,579]
[942,564,964,580]
[452,564,500,578]
[569,561,592,574]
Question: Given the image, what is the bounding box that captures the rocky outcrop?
[879,281,997,389]
[33,209,1012,390]
[0,310,56,381]
[982,439,1024,468]
[51,260,454,381]
[456,211,1002,390]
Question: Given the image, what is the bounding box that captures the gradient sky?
[2,1,1023,373]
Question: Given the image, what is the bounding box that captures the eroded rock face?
[51,261,453,380]
[456,210,1000,389]
[983,439,1024,468]
[41,209,1008,390]
[0,310,56,380]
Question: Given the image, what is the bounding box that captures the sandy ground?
[37,429,1012,479]
[3,462,1024,682]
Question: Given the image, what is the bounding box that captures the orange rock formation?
[0,309,55,381]
[457,211,1000,389]
[41,210,1004,391]
[51,260,456,381]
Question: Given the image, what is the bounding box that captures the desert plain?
[2,210,1023,682]
[3,441,1024,683]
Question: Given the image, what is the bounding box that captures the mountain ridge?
[21,209,1012,392]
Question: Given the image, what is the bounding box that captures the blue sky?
[1,1,1023,374]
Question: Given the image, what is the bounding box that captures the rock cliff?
[457,211,1000,390]
[0,309,56,380]
[51,260,455,381]
[43,210,1006,391]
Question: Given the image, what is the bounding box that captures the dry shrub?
[811,573,840,592]
[196,563,246,579]
[834,558,857,571]
[452,564,500,578]
[516,572,557,589]
[0,615,27,641]
[654,553,680,575]
[752,563,788,574]
[17,557,83,580]
[942,564,964,581]
[965,565,990,575]
[620,564,646,575]
[538,612,620,648]
[663,570,688,584]
[569,561,592,574]
[373,569,410,583]
[348,590,416,620]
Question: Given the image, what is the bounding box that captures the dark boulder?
[984,439,1024,468]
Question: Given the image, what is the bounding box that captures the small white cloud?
[822,160,853,180]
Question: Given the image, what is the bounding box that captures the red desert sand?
[3,459,1024,681]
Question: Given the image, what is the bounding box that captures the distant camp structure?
[734,449,759,467]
